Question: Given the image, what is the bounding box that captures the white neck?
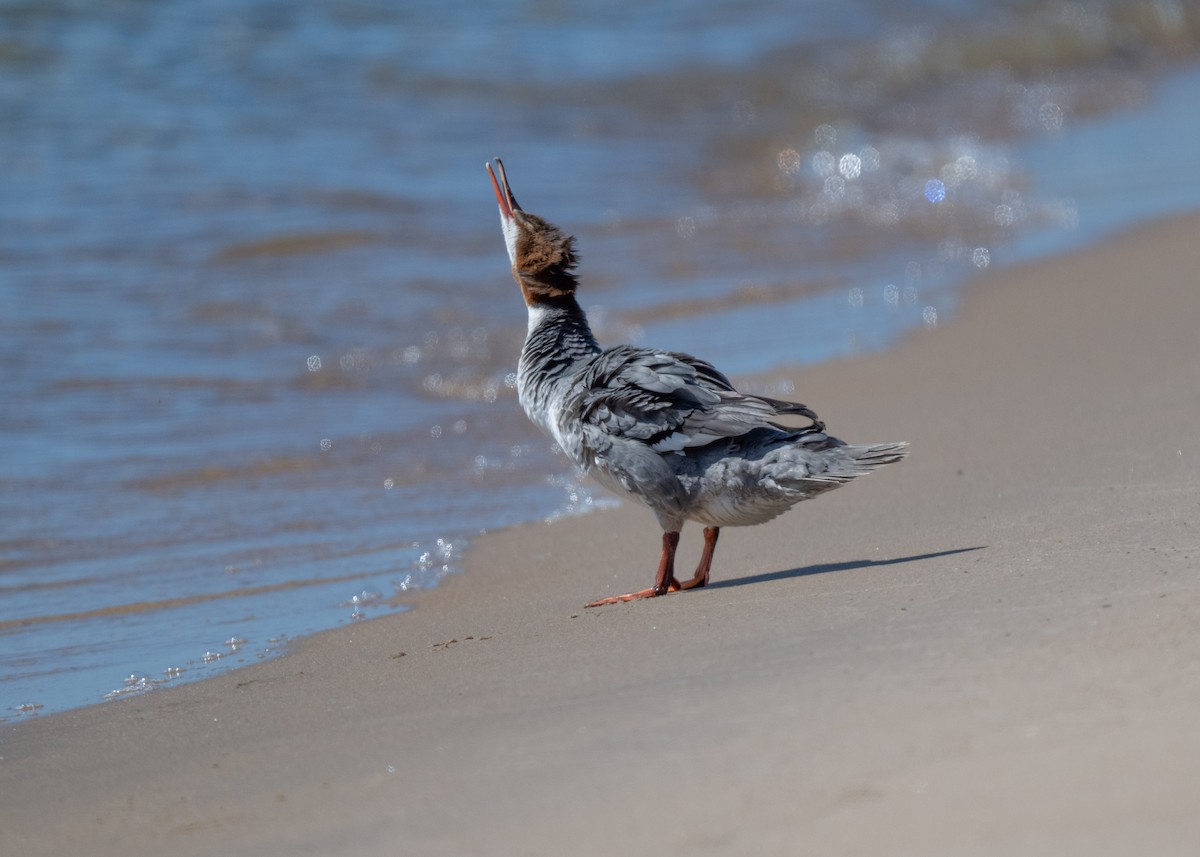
[526,303,553,338]
[501,214,519,265]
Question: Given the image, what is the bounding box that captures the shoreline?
[4,212,1200,855]
[12,55,1200,717]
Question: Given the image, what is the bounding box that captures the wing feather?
[572,345,822,452]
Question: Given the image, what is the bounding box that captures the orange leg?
[679,526,719,590]
[585,531,681,608]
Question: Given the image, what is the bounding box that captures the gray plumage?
[487,156,907,604]
[517,302,907,535]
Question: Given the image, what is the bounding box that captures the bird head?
[487,158,579,306]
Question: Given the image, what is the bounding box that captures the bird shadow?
[706,545,987,591]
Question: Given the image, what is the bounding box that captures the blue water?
[4,0,1200,717]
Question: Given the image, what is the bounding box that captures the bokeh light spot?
[838,153,862,179]
[824,175,847,200]
[1039,101,1064,131]
[777,148,802,174]
[811,150,836,178]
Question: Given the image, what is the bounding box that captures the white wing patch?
[651,430,723,453]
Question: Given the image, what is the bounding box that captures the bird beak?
[486,157,520,221]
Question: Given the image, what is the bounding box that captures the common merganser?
[487,157,907,607]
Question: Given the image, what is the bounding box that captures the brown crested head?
[487,158,579,307]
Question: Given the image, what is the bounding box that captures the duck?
[486,157,907,607]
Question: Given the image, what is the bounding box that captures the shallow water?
[4,0,1200,716]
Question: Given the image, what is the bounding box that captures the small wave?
[0,570,379,632]
[213,230,381,263]
[418,370,516,403]
[50,375,273,395]
[618,279,837,325]
[130,455,324,492]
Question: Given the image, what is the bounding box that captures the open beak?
[486,157,520,221]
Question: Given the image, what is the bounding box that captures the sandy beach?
[4,212,1200,856]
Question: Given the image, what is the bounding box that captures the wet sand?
[4,213,1200,856]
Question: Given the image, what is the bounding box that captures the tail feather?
[803,440,909,484]
[848,441,909,468]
